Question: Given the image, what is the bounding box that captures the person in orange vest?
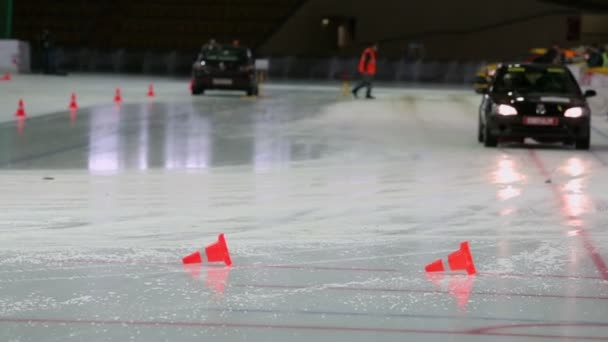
[352,42,379,99]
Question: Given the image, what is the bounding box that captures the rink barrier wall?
[33,47,485,83]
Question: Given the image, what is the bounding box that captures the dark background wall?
[6,0,608,69]
[259,0,583,60]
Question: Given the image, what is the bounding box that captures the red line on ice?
[232,283,608,300]
[529,149,608,283]
[1,317,607,340]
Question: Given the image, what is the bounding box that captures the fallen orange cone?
[205,234,232,266]
[182,233,232,267]
[448,241,476,275]
[424,241,476,275]
[182,250,203,265]
[425,259,444,273]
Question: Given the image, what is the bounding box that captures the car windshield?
[493,65,580,95]
[201,47,249,63]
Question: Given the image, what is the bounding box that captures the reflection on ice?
[88,105,121,173]
[560,158,590,226]
[492,157,524,185]
[164,103,211,170]
[493,156,523,201]
[563,157,585,177]
[497,186,521,201]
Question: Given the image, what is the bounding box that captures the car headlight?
[564,107,584,118]
[200,61,206,66]
[495,104,518,116]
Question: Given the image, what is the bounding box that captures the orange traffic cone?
[447,242,476,275]
[69,93,78,110]
[1,73,10,81]
[114,88,122,104]
[205,234,232,266]
[425,259,445,273]
[147,84,155,97]
[182,234,232,266]
[182,251,203,265]
[15,99,26,117]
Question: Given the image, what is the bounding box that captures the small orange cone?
[205,234,232,266]
[147,84,155,97]
[69,93,78,110]
[15,99,26,117]
[448,242,476,275]
[425,259,445,273]
[114,88,122,104]
[1,73,11,81]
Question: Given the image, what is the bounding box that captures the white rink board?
[0,39,31,73]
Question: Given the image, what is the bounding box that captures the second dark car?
[191,45,258,96]
[477,63,596,150]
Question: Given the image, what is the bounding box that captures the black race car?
[191,45,258,96]
[477,63,596,150]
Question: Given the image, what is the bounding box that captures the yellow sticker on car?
[508,67,525,72]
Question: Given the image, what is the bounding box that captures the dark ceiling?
[541,0,608,11]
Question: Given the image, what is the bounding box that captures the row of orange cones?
[183,234,476,277]
[14,85,157,118]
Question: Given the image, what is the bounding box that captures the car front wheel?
[191,83,204,95]
[575,136,590,150]
[483,123,498,147]
[247,87,259,97]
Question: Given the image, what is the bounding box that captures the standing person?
[586,44,603,67]
[534,42,565,65]
[39,29,55,74]
[352,42,378,99]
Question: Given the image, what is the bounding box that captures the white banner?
[0,40,31,73]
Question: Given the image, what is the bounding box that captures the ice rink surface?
[1,75,608,341]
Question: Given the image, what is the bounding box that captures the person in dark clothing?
[352,42,378,99]
[39,29,56,74]
[534,42,565,65]
[587,44,604,68]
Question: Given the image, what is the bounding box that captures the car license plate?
[523,117,559,126]
[213,78,233,85]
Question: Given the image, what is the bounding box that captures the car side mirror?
[584,89,597,98]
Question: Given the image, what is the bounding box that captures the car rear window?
[202,48,249,63]
[493,65,580,95]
